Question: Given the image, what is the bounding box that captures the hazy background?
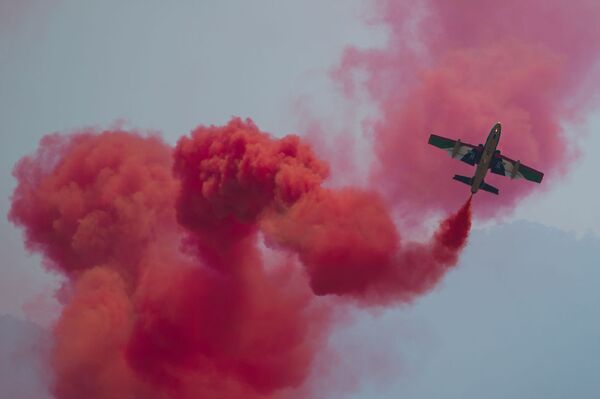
[1,1,598,398]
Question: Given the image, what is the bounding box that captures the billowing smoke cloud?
[9,118,470,398]
[335,0,600,217]
[11,0,598,397]
[263,189,470,301]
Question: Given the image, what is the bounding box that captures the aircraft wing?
[490,155,544,183]
[428,134,479,166]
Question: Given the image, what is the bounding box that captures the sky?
[1,1,599,398]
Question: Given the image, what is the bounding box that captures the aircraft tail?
[452,175,499,195]
[452,174,472,186]
[479,181,499,195]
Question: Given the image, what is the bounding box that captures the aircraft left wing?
[428,134,479,165]
[490,155,544,183]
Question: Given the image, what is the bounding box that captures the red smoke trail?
[13,0,600,396]
[10,118,470,398]
[335,0,600,218]
[263,190,471,302]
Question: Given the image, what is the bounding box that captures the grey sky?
[0,315,51,399]
[1,1,599,398]
[343,222,600,398]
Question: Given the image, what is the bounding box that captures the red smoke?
[10,118,470,398]
[16,0,600,399]
[336,0,600,218]
[263,190,471,302]
[14,0,597,396]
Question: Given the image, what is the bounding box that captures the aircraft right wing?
[490,155,544,183]
[428,134,480,166]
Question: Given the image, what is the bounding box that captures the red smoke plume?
[263,190,471,302]
[335,0,600,218]
[10,119,470,398]
[13,0,598,396]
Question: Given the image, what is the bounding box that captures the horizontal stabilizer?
[479,181,499,195]
[453,175,472,186]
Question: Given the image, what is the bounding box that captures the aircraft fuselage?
[471,122,501,194]
[428,121,544,195]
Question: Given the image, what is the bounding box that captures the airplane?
[428,122,544,195]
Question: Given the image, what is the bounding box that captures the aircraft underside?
[427,122,544,195]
